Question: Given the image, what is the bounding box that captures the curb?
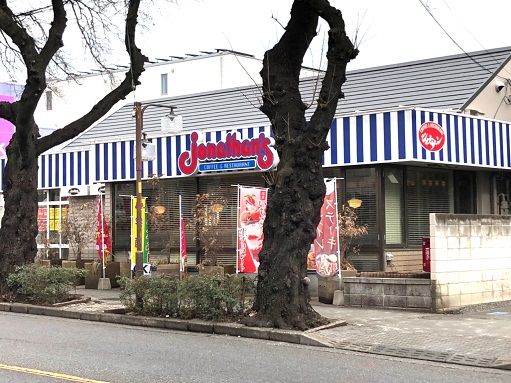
[332,339,511,371]
[0,302,330,348]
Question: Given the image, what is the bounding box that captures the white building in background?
[34,49,321,131]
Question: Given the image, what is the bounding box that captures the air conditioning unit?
[60,185,88,198]
[89,183,106,196]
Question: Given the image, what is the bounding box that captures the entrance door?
[343,167,381,271]
[454,171,476,214]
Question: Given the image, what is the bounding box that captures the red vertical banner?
[179,195,187,273]
[237,186,268,273]
[307,179,339,277]
[96,196,112,263]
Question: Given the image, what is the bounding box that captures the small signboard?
[143,263,151,276]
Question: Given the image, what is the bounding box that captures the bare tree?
[63,198,96,262]
[0,0,147,288]
[246,0,358,330]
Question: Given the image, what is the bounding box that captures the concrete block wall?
[343,277,432,309]
[430,213,511,311]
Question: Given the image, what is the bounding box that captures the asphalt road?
[0,312,510,383]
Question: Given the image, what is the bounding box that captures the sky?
[134,0,510,71]
[1,0,510,82]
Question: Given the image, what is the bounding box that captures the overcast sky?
[136,0,510,70]
[1,0,510,82]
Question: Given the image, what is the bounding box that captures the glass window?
[406,167,453,246]
[345,168,377,246]
[114,183,135,252]
[384,168,404,245]
[493,174,511,215]
[37,190,69,259]
[161,73,168,95]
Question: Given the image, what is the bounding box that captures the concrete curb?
[0,302,329,348]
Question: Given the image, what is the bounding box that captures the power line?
[439,0,511,78]
[417,0,499,76]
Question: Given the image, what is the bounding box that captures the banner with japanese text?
[96,196,112,263]
[130,197,149,269]
[179,195,187,273]
[307,179,340,277]
[237,186,268,273]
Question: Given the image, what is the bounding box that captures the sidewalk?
[313,301,511,370]
[49,287,511,370]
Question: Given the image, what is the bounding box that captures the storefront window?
[345,168,377,245]
[384,167,404,245]
[493,174,511,215]
[406,167,453,246]
[37,190,69,259]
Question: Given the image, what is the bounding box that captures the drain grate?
[447,354,497,367]
[334,341,498,368]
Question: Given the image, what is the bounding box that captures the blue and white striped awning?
[322,108,511,168]
[0,108,510,192]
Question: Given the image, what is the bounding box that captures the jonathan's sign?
[178,131,278,175]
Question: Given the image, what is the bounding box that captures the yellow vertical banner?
[130,197,148,269]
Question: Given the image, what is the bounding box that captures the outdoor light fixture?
[210,203,224,214]
[161,106,183,134]
[152,205,166,215]
[134,101,182,277]
[141,133,156,161]
[495,80,506,93]
[347,198,362,209]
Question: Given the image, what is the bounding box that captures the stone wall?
[343,277,432,309]
[430,213,511,311]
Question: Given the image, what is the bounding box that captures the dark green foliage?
[7,265,86,305]
[119,274,254,321]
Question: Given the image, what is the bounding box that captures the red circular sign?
[419,121,445,152]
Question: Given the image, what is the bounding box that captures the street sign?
[143,263,151,276]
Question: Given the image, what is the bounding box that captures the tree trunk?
[251,139,328,330]
[245,0,357,330]
[0,133,39,291]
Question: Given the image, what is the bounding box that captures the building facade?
[2,47,511,271]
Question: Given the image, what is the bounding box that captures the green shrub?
[119,274,254,321]
[119,276,180,317]
[7,264,86,305]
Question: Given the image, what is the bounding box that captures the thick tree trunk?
[0,133,39,291]
[245,0,357,330]
[251,139,328,330]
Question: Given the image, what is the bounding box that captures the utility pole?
[134,101,144,278]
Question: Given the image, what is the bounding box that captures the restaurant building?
[3,47,511,272]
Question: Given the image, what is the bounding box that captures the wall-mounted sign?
[419,121,445,152]
[178,131,278,176]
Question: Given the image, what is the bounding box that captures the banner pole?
[100,195,106,279]
[179,194,183,281]
[130,196,134,279]
[333,178,341,278]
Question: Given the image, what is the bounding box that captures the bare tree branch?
[0,2,39,68]
[39,0,67,68]
[308,0,358,141]
[0,100,16,124]
[36,0,148,154]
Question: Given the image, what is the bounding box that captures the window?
[493,173,511,215]
[345,168,377,246]
[37,190,69,259]
[45,91,52,110]
[405,167,453,246]
[384,167,404,245]
[160,73,168,95]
